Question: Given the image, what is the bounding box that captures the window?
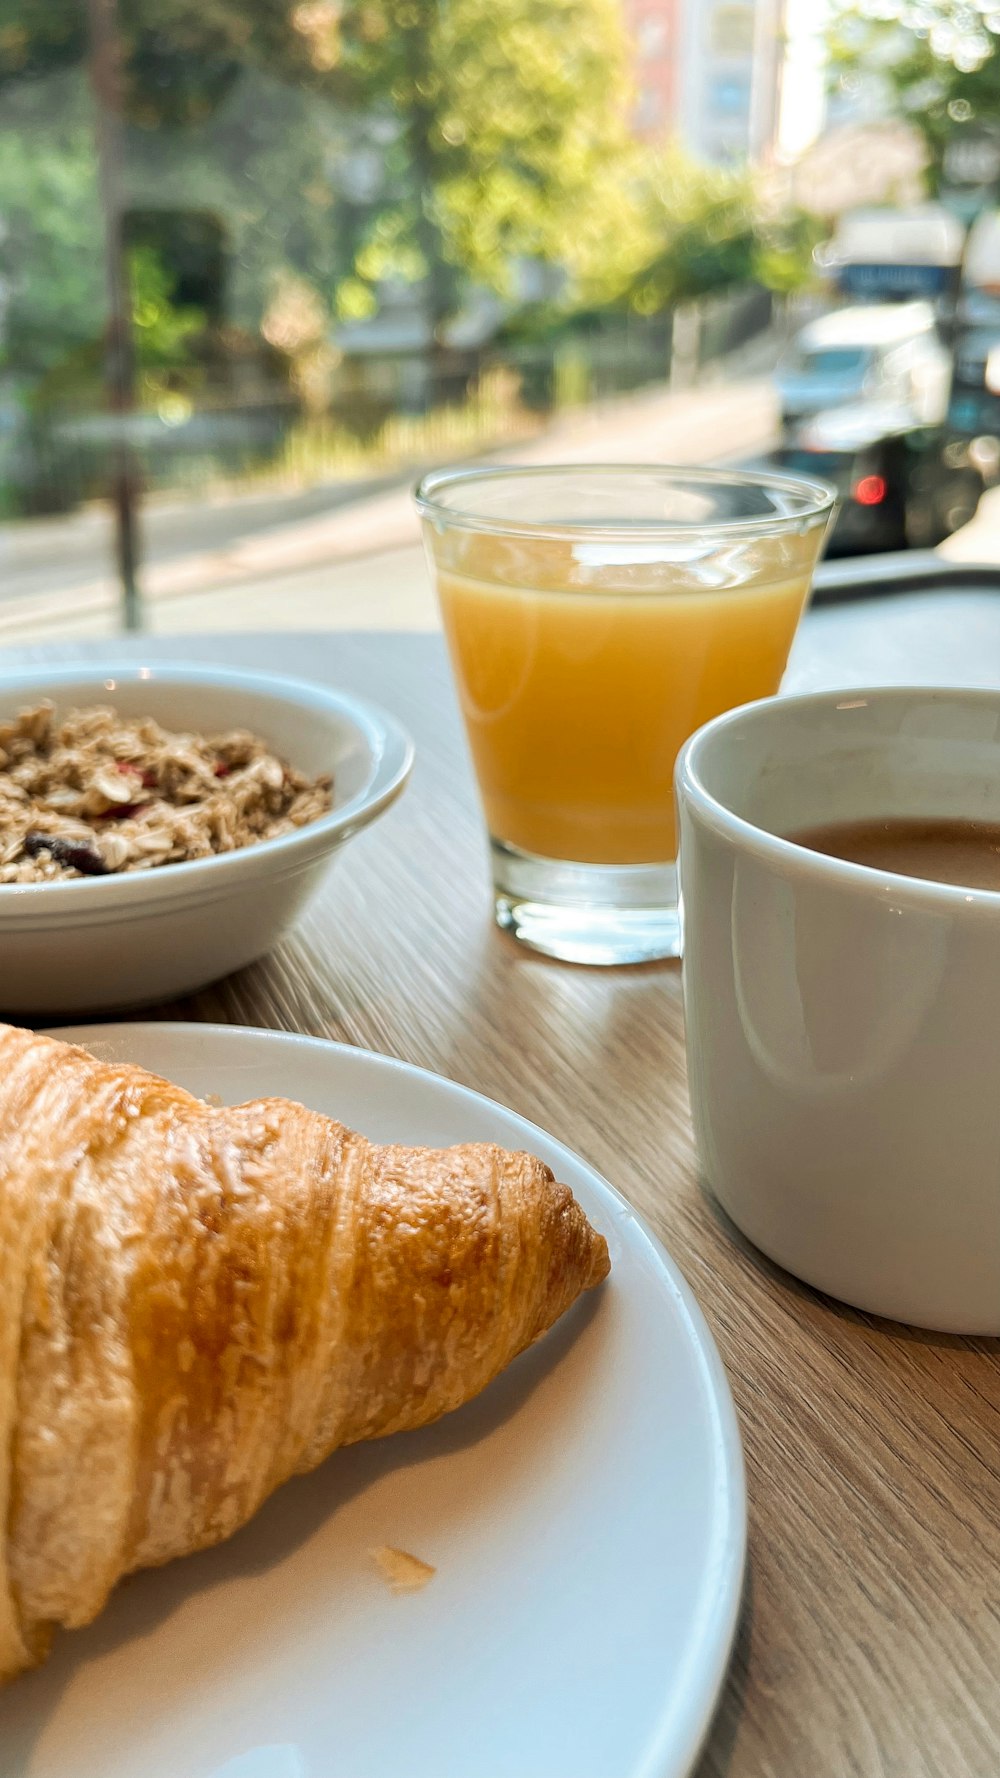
[1,0,980,644]
[793,347,870,378]
[637,16,668,59]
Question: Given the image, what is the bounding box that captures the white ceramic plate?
[4,1024,745,1778]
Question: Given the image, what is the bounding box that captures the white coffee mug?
[676,685,1000,1333]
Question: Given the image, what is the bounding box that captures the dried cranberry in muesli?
[0,702,332,882]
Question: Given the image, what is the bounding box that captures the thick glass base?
[491,838,680,965]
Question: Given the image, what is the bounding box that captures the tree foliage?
[625,153,758,313]
[0,69,104,384]
[328,0,638,329]
[0,0,638,374]
[826,1,1000,191]
[0,0,816,415]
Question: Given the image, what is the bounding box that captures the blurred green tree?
[617,149,821,315]
[826,1,1000,193]
[625,152,758,314]
[0,70,104,384]
[0,0,819,490]
[0,0,639,396]
[328,0,641,385]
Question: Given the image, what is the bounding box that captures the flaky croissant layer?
[0,1022,609,1681]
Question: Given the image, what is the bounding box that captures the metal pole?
[86,0,142,631]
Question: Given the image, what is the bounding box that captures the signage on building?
[838,262,955,299]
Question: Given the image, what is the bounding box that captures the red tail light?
[853,474,887,506]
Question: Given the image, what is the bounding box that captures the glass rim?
[412,461,837,543]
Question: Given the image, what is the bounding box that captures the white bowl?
[0,662,413,1014]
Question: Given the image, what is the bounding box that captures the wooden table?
[14,586,1000,1778]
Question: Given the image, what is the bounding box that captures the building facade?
[681,0,786,162]
[623,0,681,139]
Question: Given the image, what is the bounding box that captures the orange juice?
[436,539,812,865]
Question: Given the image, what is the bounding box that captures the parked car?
[771,402,987,555]
[775,302,951,433]
[946,325,1000,440]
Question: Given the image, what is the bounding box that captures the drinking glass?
[415,463,834,965]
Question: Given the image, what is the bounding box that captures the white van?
[775,302,950,429]
[825,204,964,302]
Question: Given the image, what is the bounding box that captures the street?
[0,375,779,642]
[5,362,1000,648]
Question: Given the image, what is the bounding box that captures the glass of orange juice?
[414,464,834,965]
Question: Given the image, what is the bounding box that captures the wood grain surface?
[11,587,1000,1778]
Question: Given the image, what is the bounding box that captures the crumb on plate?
[372,1545,436,1593]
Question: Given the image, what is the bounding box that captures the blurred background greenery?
[0,0,999,572]
[0,0,825,525]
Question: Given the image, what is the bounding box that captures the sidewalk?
[0,375,778,644]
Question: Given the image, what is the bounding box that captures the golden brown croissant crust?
[0,1022,609,1681]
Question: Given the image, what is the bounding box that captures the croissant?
[0,1022,609,1682]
